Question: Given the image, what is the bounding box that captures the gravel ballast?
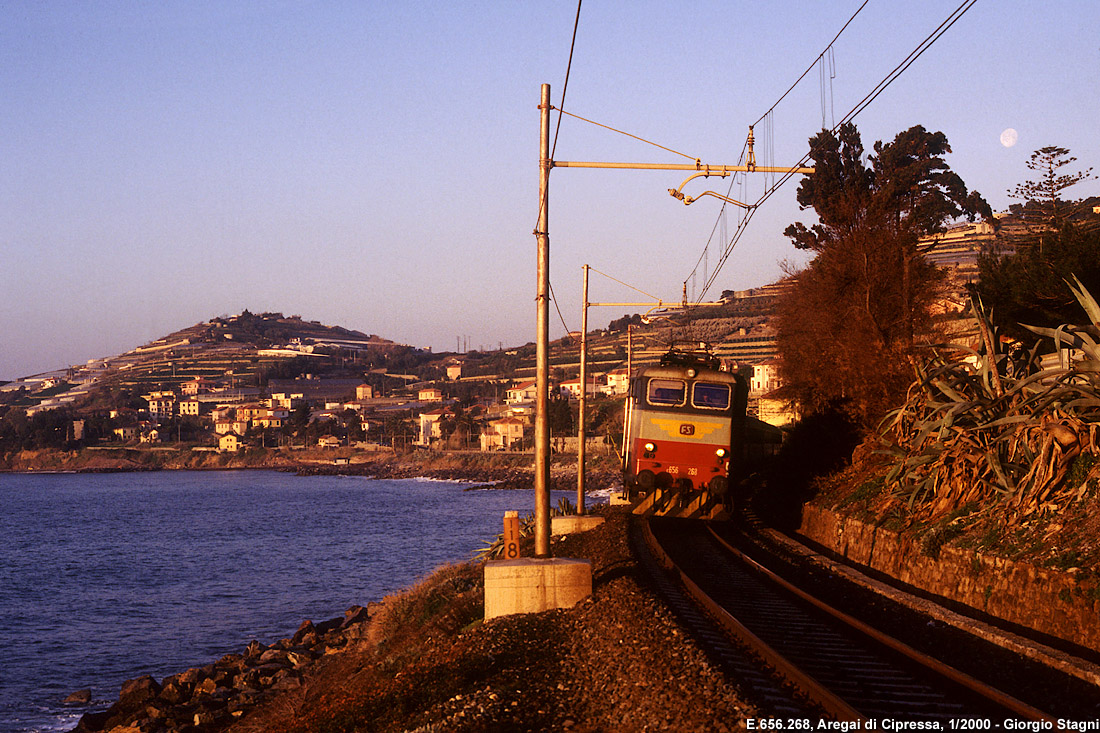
[221,506,757,732]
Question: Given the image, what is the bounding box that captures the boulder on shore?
[63,688,92,705]
[74,603,376,732]
[118,675,160,709]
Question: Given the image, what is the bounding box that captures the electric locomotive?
[622,348,749,519]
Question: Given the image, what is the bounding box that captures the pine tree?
[1008,146,1095,230]
[976,147,1100,338]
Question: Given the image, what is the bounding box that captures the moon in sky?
[1000,128,1018,147]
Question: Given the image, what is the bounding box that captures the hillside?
[0,294,790,467]
[4,283,789,397]
[2,312,418,402]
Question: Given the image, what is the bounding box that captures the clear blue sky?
[2,1,1097,380]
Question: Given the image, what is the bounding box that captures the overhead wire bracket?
[667,126,764,209]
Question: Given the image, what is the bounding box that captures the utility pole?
[624,323,634,469]
[533,83,811,559]
[577,264,590,514]
[534,83,552,557]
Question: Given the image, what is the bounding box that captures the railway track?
[639,516,1059,723]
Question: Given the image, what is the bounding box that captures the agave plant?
[878,275,1100,522]
[474,497,577,561]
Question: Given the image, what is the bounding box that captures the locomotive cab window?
[692,382,731,410]
[647,378,686,406]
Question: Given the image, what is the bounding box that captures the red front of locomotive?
[629,431,731,494]
[623,361,746,517]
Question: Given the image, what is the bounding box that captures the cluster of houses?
[421,362,794,452]
[113,358,793,454]
[130,376,385,452]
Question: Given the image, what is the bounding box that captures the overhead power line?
[682,0,870,300]
[690,0,980,304]
[552,108,699,162]
[550,1,584,163]
[587,266,663,302]
[751,0,870,130]
[535,0,584,337]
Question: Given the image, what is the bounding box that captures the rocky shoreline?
[293,458,622,494]
[72,607,376,732]
[2,447,624,495]
[66,507,755,732]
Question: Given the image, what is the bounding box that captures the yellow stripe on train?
[648,418,724,441]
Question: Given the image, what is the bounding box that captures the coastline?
[69,506,755,732]
[0,446,624,493]
[5,468,608,732]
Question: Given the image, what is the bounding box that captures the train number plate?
[666,466,699,476]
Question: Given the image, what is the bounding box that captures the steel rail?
[703,525,1054,723]
[640,519,864,721]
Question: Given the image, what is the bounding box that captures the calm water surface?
[0,470,581,732]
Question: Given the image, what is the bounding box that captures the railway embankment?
[796,500,1100,654]
[71,507,757,733]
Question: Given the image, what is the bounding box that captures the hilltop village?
[0,298,792,463]
[0,216,1020,466]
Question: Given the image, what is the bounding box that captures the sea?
[0,469,587,733]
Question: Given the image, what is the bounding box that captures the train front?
[622,361,747,520]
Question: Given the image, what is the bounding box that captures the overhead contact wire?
[695,0,978,303]
[750,0,870,129]
[682,1,871,306]
[549,0,583,163]
[540,0,583,336]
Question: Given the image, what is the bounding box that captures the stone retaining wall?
[798,502,1100,652]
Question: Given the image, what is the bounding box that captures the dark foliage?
[777,123,988,430]
[975,147,1100,340]
[0,407,83,451]
[976,223,1100,340]
[755,405,862,530]
[607,313,644,333]
[1007,146,1096,230]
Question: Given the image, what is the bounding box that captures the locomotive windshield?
[647,378,686,405]
[692,382,731,410]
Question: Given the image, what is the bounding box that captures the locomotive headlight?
[715,448,727,458]
[644,442,656,453]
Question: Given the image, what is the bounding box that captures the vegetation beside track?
[783,284,1100,580]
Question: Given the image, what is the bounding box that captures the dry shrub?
[878,279,1100,526]
[367,562,483,654]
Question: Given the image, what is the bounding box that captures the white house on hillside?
[480,416,527,451]
[506,381,538,404]
[418,408,448,447]
[559,375,603,400]
[750,361,781,396]
[603,367,631,396]
[419,387,443,402]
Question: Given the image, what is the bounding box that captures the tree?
[976,147,1100,338]
[286,403,310,431]
[777,123,989,429]
[0,407,30,450]
[1007,146,1095,231]
[977,227,1100,339]
[341,409,365,442]
[547,394,573,437]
